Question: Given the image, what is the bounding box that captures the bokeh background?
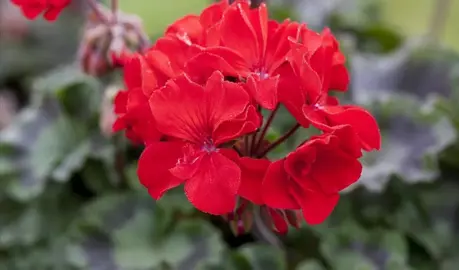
[1,0,459,269]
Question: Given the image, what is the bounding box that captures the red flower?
[138,71,261,214]
[262,125,362,224]
[112,0,382,233]
[11,0,70,21]
[112,2,232,143]
[112,54,161,144]
[186,1,304,109]
[278,29,381,151]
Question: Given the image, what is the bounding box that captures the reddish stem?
[257,124,300,157]
[253,105,279,154]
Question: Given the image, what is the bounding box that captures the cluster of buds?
[78,2,149,76]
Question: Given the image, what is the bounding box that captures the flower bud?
[78,3,149,77]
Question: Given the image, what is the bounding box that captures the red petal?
[302,105,327,129]
[200,1,228,28]
[150,76,205,142]
[238,157,270,205]
[185,51,242,83]
[248,3,268,60]
[213,105,261,145]
[165,15,202,43]
[329,61,349,91]
[330,125,363,158]
[262,160,300,209]
[311,148,362,194]
[150,72,251,145]
[124,55,157,92]
[291,186,339,225]
[154,36,202,71]
[144,49,179,85]
[246,74,279,110]
[184,151,241,215]
[322,106,381,151]
[266,20,303,71]
[137,142,186,199]
[220,1,259,64]
[22,6,44,19]
[43,6,63,21]
[277,63,310,127]
[113,90,128,114]
[186,47,250,79]
[205,72,252,128]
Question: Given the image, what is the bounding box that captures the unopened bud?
[78,4,149,77]
[285,210,302,228]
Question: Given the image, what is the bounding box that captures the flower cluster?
[10,0,381,233]
[113,0,381,233]
[10,0,71,21]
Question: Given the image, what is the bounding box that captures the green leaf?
[333,251,376,270]
[356,96,456,192]
[296,260,325,270]
[33,65,101,120]
[67,192,226,270]
[51,139,92,182]
[237,244,287,270]
[6,115,89,200]
[0,203,42,248]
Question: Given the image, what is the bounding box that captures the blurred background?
[1,0,459,269]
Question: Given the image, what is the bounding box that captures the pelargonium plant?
[11,0,381,235]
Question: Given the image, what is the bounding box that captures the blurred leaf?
[355,98,456,192]
[33,64,101,120]
[0,203,42,248]
[51,139,91,182]
[333,251,375,270]
[67,192,225,270]
[296,260,325,270]
[237,244,287,270]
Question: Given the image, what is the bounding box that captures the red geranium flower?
[278,29,381,151]
[112,1,231,143]
[138,71,261,214]
[11,0,70,21]
[262,125,363,224]
[113,0,382,234]
[113,54,163,144]
[186,0,304,109]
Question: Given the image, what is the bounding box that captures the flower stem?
[253,105,279,154]
[252,206,283,248]
[244,135,250,156]
[258,123,300,157]
[86,0,109,24]
[111,0,118,23]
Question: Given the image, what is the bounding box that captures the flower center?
[256,71,269,80]
[201,138,216,153]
